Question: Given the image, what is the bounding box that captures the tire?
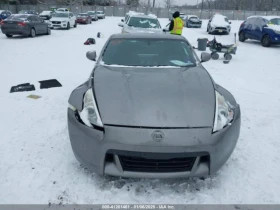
[74,21,77,28]
[67,22,70,30]
[6,34,13,38]
[261,35,271,47]
[46,27,51,35]
[211,52,219,60]
[224,53,232,60]
[239,31,246,42]
[30,28,36,38]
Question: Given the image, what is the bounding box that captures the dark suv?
[239,16,280,47]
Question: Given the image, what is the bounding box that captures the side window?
[70,13,73,17]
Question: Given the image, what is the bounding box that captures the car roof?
[110,33,186,40]
[247,15,280,20]
[188,15,198,18]
[78,13,87,14]
[213,14,227,18]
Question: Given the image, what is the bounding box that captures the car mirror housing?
[121,19,124,22]
[86,51,97,61]
[201,52,211,63]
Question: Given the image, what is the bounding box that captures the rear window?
[101,39,197,67]
[128,17,161,29]
[78,14,88,17]
[6,15,28,20]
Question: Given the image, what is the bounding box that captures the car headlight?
[77,88,103,128]
[213,91,234,132]
[273,30,280,34]
[62,21,67,23]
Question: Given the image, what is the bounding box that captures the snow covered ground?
[0,17,280,204]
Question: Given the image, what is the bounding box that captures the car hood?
[50,17,69,21]
[125,26,163,34]
[93,65,215,127]
[212,21,230,27]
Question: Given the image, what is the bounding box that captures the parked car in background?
[185,15,202,28]
[0,10,12,21]
[239,16,280,47]
[76,13,92,24]
[39,11,54,21]
[49,12,77,30]
[56,8,69,12]
[87,11,98,21]
[118,14,162,34]
[67,33,241,179]
[18,10,38,15]
[96,11,105,19]
[207,14,231,34]
[1,14,51,38]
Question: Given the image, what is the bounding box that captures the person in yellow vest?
[163,11,184,35]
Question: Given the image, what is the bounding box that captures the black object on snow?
[84,38,96,45]
[97,32,101,38]
[39,79,62,89]
[10,83,35,93]
[197,38,208,51]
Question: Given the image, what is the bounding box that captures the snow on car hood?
[93,65,215,127]
[267,24,280,31]
[212,17,230,27]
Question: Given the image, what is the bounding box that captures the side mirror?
[121,19,124,22]
[86,51,97,61]
[118,22,123,27]
[201,52,211,63]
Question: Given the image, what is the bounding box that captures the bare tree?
[164,0,175,9]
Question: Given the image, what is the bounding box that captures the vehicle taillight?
[18,22,27,26]
[0,20,4,25]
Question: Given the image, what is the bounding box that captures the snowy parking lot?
[0,17,280,204]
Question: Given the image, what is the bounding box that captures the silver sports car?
[68,33,241,179]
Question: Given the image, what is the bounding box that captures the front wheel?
[74,21,77,28]
[67,22,70,30]
[262,35,271,47]
[6,34,13,38]
[239,31,246,42]
[46,27,51,35]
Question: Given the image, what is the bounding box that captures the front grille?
[52,21,61,24]
[215,27,227,30]
[118,155,196,173]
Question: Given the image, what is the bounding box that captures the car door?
[36,15,47,34]
[245,18,256,39]
[250,17,262,40]
[31,16,42,34]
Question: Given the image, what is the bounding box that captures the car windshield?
[19,10,29,14]
[53,13,69,18]
[190,17,198,20]
[78,14,87,17]
[88,12,95,15]
[97,11,103,14]
[128,17,160,29]
[101,39,197,67]
[268,18,280,25]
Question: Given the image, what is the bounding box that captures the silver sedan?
[67,33,241,179]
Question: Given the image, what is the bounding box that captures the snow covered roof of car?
[127,11,145,16]
[188,15,199,19]
[247,15,280,20]
[110,33,186,40]
[129,14,158,20]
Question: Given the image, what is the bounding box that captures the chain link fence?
[1,4,280,20]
